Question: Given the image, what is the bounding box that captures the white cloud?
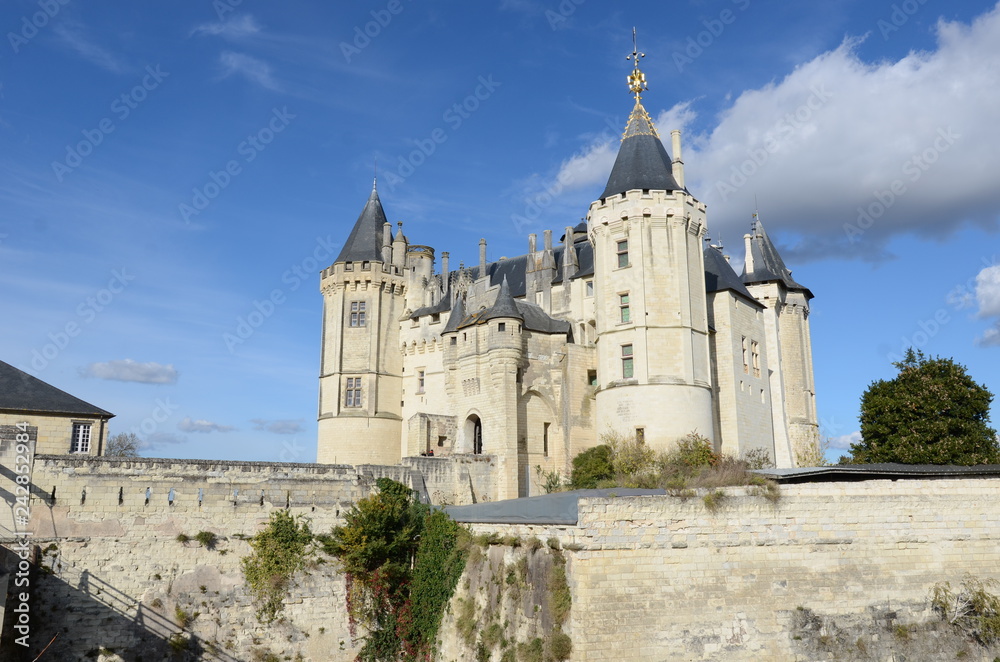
[977,325,1000,347]
[975,265,1000,318]
[828,431,861,450]
[219,51,281,91]
[82,359,178,384]
[252,418,303,435]
[178,417,234,433]
[535,5,1000,262]
[678,7,1000,260]
[53,22,127,73]
[191,15,261,39]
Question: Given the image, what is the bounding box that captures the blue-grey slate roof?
[445,488,666,525]
[483,277,523,322]
[0,360,113,417]
[704,246,762,308]
[741,220,812,297]
[334,186,388,264]
[600,101,682,199]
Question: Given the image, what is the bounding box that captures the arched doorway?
[465,415,483,454]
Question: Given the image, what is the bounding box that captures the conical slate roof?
[741,220,812,297]
[442,295,467,334]
[484,277,523,322]
[601,100,682,199]
[335,184,388,264]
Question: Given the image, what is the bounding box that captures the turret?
[588,35,715,452]
[741,218,819,465]
[317,181,405,465]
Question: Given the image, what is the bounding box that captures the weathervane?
[626,27,648,100]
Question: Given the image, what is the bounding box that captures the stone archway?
[464,414,483,454]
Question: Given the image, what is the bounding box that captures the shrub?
[176,533,190,543]
[195,531,218,550]
[569,444,613,489]
[671,432,718,470]
[241,511,313,624]
[932,575,1000,643]
[550,630,572,660]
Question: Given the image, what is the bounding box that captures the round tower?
[588,38,715,451]
[317,182,406,465]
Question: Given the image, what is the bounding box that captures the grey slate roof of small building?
[334,185,388,264]
[444,295,569,336]
[755,463,1000,484]
[704,245,762,307]
[600,100,682,199]
[0,360,113,417]
[446,488,666,525]
[741,220,812,297]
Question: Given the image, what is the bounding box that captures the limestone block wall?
[0,412,107,457]
[444,479,1000,661]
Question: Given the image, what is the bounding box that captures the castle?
[316,49,820,499]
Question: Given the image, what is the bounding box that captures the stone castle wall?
[4,464,1000,661]
[450,478,1000,661]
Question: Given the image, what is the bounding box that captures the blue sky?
[2,0,999,463]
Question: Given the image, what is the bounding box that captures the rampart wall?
[3,460,999,661]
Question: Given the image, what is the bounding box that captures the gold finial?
[626,27,648,100]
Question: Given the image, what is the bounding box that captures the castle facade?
[316,57,819,499]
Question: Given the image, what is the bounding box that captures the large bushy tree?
[849,349,999,465]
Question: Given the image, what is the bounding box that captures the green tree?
[850,349,999,465]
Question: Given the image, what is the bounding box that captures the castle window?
[619,293,631,323]
[616,239,629,268]
[431,313,441,324]
[70,422,91,454]
[350,301,367,327]
[621,344,634,379]
[344,378,362,407]
[751,341,761,378]
[361,261,371,270]
[498,322,506,332]
[585,280,594,297]
[417,369,425,393]
[450,337,457,346]
[742,336,749,374]
[635,427,645,444]
[543,422,550,457]
[587,369,597,386]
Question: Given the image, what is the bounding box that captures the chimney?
[743,233,754,274]
[528,233,537,254]
[441,251,450,279]
[671,129,685,188]
[381,222,392,263]
[543,229,552,251]
[479,238,487,279]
